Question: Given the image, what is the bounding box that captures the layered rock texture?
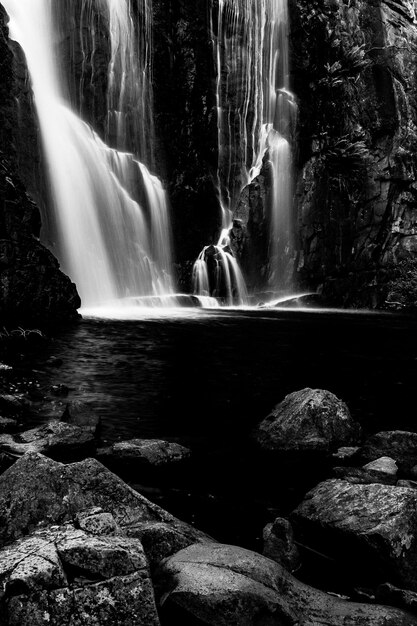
[290,0,417,306]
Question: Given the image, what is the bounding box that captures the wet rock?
[61,401,100,435]
[0,533,67,595]
[332,446,361,463]
[0,159,80,323]
[291,479,417,590]
[397,480,417,489]
[0,453,209,557]
[377,582,417,615]
[0,421,95,462]
[332,465,397,485]
[97,438,191,471]
[0,523,160,625]
[75,508,120,536]
[56,527,148,581]
[262,517,301,572]
[49,384,69,397]
[253,388,358,456]
[363,456,398,479]
[6,572,160,626]
[157,542,417,625]
[358,431,417,473]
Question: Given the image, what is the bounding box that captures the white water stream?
[4,0,174,307]
[193,0,297,301]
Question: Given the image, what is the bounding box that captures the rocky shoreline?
[2,365,417,624]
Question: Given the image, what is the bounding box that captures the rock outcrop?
[253,388,358,456]
[0,7,80,323]
[0,453,210,559]
[157,542,417,625]
[291,0,417,307]
[292,478,417,591]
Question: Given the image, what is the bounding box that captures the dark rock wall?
[2,0,417,307]
[291,0,417,307]
[152,0,220,268]
[0,7,80,323]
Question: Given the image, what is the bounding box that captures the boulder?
[358,431,417,474]
[0,453,210,559]
[331,446,361,463]
[253,388,358,455]
[0,421,95,462]
[157,542,417,625]
[0,522,160,625]
[332,465,397,486]
[61,400,101,435]
[291,479,417,590]
[363,456,398,478]
[97,438,191,471]
[262,517,301,572]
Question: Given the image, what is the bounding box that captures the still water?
[5,307,417,547]
[28,307,417,440]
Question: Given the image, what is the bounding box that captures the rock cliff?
[0,7,80,323]
[292,0,417,306]
[2,0,417,308]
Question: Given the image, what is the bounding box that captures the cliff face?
[0,7,80,323]
[291,0,417,307]
[2,0,417,308]
[153,0,219,264]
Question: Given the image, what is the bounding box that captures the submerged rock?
[157,542,417,625]
[0,416,17,434]
[0,420,95,462]
[61,401,101,435]
[262,517,301,572]
[253,388,358,456]
[291,479,417,591]
[97,438,191,471]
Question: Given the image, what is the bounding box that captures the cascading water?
[4,0,174,308]
[193,0,297,302]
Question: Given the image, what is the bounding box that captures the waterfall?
[4,0,174,307]
[193,0,297,301]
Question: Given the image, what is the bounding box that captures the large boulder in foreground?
[253,388,358,455]
[291,479,417,591]
[0,453,210,564]
[0,519,160,625]
[358,431,417,474]
[157,542,417,625]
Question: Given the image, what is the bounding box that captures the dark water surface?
[5,307,417,550]
[30,307,417,440]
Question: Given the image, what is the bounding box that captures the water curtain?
[4,0,174,307]
[193,0,297,301]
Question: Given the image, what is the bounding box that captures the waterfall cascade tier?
[193,0,297,302]
[4,0,174,307]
